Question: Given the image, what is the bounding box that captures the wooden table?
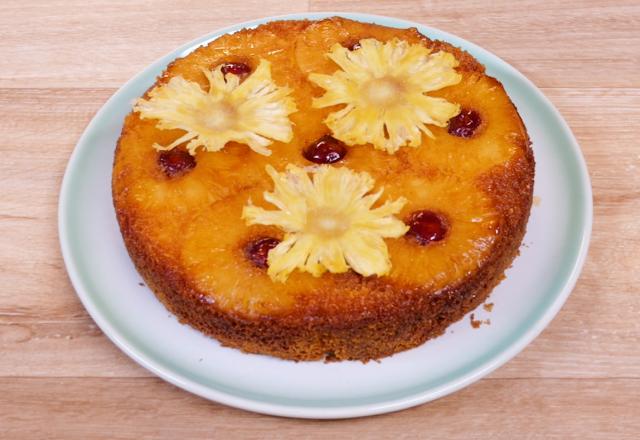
[2,0,639,438]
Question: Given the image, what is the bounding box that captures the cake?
[112,17,534,361]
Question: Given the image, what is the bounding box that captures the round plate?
[59,12,592,419]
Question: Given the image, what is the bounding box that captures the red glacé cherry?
[245,237,280,268]
[220,62,252,78]
[406,211,448,245]
[303,135,348,164]
[448,109,482,138]
[158,149,196,177]
[344,40,362,51]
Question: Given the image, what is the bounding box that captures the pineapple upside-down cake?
[112,17,534,361]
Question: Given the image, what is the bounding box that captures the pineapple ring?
[309,38,462,154]
[242,164,408,281]
[133,59,297,156]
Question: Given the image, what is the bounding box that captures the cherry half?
[245,237,280,268]
[158,149,196,178]
[406,210,448,245]
[220,62,251,80]
[343,40,362,51]
[448,109,482,138]
[303,135,348,164]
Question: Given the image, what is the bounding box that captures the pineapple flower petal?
[242,164,409,282]
[133,59,297,156]
[308,38,462,154]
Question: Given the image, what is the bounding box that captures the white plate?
[59,12,592,419]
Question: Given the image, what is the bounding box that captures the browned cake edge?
[113,18,535,362]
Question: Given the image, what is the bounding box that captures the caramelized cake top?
[113,17,533,318]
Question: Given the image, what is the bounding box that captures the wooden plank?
[1,377,638,439]
[0,89,109,317]
[0,0,311,89]
[0,0,637,88]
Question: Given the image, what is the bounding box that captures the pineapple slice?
[134,59,297,156]
[309,38,461,154]
[242,164,408,282]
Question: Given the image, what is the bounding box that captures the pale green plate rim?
[59,12,593,419]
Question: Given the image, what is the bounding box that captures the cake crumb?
[532,195,541,206]
[470,313,491,328]
[483,303,494,312]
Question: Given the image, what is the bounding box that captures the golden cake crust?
[113,17,534,361]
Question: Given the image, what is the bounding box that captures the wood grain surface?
[1,0,639,438]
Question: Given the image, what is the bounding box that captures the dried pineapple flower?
[242,164,408,282]
[134,59,297,156]
[309,38,462,154]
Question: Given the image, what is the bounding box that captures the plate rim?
[58,11,593,419]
